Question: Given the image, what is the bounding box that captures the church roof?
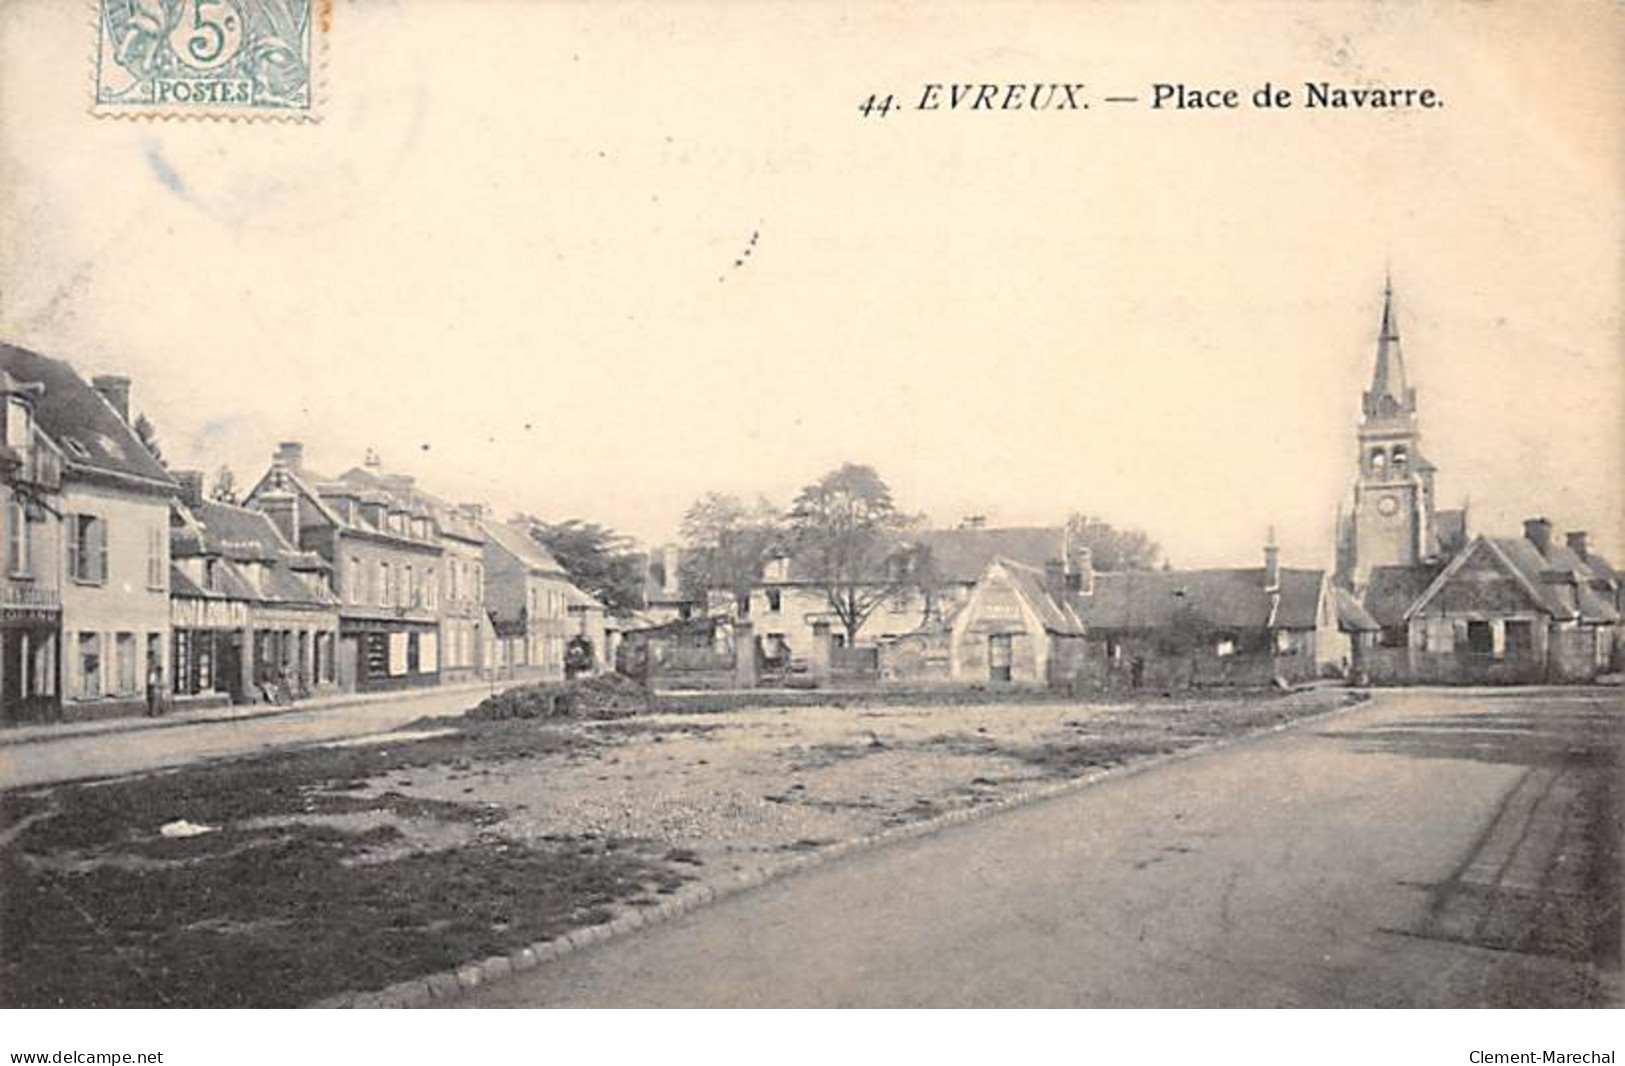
[1361,280,1417,421]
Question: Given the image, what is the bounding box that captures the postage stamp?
[92,0,324,119]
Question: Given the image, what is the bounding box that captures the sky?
[1,1,1619,569]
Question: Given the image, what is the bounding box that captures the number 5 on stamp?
[92,0,325,119]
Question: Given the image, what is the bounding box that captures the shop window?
[389,632,410,676]
[1505,620,1534,656]
[365,633,389,678]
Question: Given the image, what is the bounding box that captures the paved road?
[0,686,501,790]
[457,688,1621,1008]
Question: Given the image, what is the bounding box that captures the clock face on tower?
[1377,494,1400,517]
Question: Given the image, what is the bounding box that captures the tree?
[678,493,783,612]
[210,466,239,504]
[518,517,644,615]
[786,462,921,644]
[1065,513,1164,571]
[132,413,165,467]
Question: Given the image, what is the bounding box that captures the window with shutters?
[5,501,29,577]
[77,632,103,699]
[147,525,165,589]
[68,514,108,584]
[116,633,138,695]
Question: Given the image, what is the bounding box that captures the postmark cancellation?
[92,0,323,119]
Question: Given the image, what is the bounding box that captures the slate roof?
[1433,509,1469,554]
[1535,541,1620,624]
[1484,537,1577,619]
[1069,567,1325,632]
[0,343,174,490]
[1335,587,1380,632]
[993,559,1086,636]
[1362,564,1445,628]
[171,498,338,609]
[914,527,1066,584]
[482,520,568,576]
[1579,550,1619,585]
[770,525,1065,585]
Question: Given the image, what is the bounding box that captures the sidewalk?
[0,679,517,749]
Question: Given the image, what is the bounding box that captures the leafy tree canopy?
[518,516,644,615]
[1065,513,1164,571]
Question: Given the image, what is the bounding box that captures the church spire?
[1362,275,1416,421]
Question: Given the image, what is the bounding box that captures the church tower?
[1345,279,1436,583]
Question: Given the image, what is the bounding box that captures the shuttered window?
[147,525,165,589]
[67,514,108,584]
[5,501,28,576]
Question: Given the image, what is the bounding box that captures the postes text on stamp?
[93,0,320,119]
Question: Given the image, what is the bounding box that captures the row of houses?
[635,282,1621,691]
[1,342,613,723]
[4,281,1616,716]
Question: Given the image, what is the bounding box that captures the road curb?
[308,691,1369,1009]
[0,680,524,750]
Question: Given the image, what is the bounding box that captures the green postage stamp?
[93,0,322,119]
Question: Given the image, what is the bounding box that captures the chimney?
[959,515,987,530]
[92,375,131,423]
[1067,546,1094,595]
[257,489,300,547]
[1566,530,1588,561]
[663,545,682,595]
[1264,527,1281,592]
[1044,558,1067,601]
[459,502,487,522]
[274,441,304,473]
[364,448,382,470]
[1523,517,1553,557]
[174,469,205,508]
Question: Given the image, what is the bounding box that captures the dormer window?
[4,396,32,451]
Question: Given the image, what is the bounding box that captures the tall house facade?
[246,445,445,693]
[481,520,571,681]
[435,506,487,685]
[1,365,64,720]
[1,347,175,720]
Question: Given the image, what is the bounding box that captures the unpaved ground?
[311,689,1364,902]
[0,686,1360,1006]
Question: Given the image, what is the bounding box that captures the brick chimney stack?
[1566,530,1589,561]
[275,441,304,473]
[1044,558,1067,601]
[1067,546,1094,595]
[1264,527,1281,592]
[92,375,131,423]
[1523,517,1553,557]
[174,469,205,508]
